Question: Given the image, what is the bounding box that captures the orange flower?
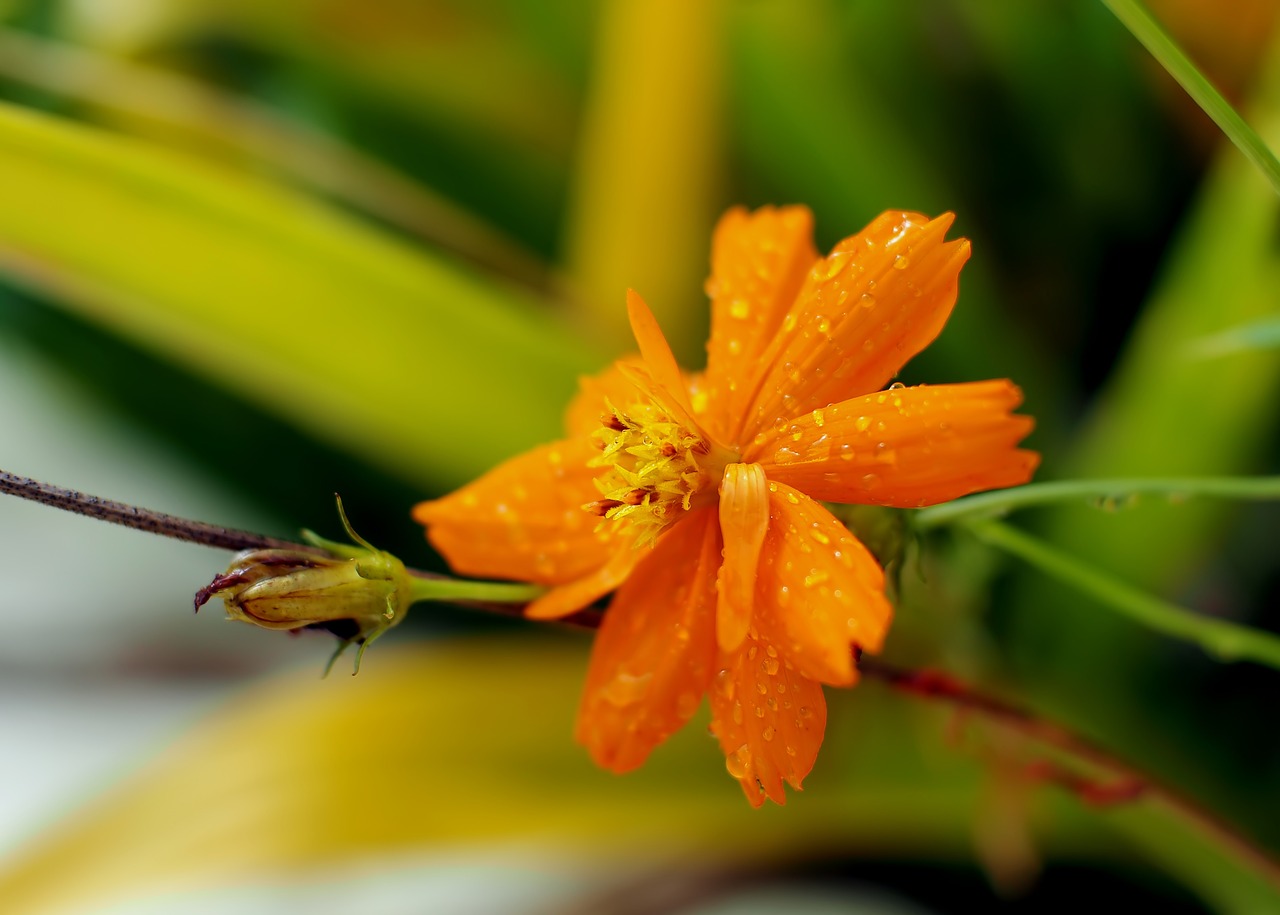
[415,206,1038,805]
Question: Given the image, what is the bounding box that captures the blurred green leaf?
[0,101,597,491]
[1188,316,1280,359]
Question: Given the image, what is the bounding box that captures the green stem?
[912,476,1280,532]
[408,575,545,606]
[969,520,1280,670]
[1099,0,1280,197]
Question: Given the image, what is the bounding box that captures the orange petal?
[524,543,644,619]
[626,289,695,420]
[737,212,970,443]
[575,508,720,772]
[716,462,769,654]
[413,438,611,585]
[702,206,819,444]
[708,620,828,807]
[750,381,1039,507]
[756,482,893,684]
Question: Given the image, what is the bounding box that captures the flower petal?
[524,544,643,620]
[751,381,1038,507]
[575,508,719,772]
[756,482,893,684]
[413,438,612,585]
[702,206,819,443]
[716,462,770,654]
[626,289,695,420]
[708,621,828,807]
[737,211,970,443]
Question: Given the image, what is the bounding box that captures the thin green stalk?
[970,520,1280,670]
[408,576,545,606]
[912,476,1280,532]
[1100,0,1280,196]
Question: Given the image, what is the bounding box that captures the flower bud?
[194,498,416,672]
[195,548,411,633]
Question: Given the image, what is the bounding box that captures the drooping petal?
[737,212,970,443]
[524,544,644,620]
[756,482,893,685]
[575,508,719,772]
[702,206,819,443]
[414,438,612,585]
[716,462,770,654]
[708,621,828,807]
[750,381,1038,507]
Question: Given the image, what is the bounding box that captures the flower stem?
[408,576,545,606]
[911,476,1280,532]
[860,658,1280,892]
[0,468,308,553]
[1099,0,1280,197]
[968,519,1280,670]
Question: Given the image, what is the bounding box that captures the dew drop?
[888,381,906,390]
[755,705,766,718]
[893,254,910,270]
[855,416,871,432]
[773,446,801,464]
[812,408,826,427]
[764,657,780,676]
[602,671,653,708]
[762,726,776,742]
[726,745,751,779]
[786,746,797,757]
[729,299,750,320]
[756,682,769,695]
[859,292,876,308]
[732,702,744,725]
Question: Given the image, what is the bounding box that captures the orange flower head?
[415,206,1038,806]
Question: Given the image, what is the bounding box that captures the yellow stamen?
[586,396,726,547]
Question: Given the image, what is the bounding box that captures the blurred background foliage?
[0,0,1277,912]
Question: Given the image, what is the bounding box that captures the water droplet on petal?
[602,672,653,708]
[726,745,751,779]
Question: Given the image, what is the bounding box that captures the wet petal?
[575,508,719,772]
[702,206,818,443]
[751,381,1038,507]
[414,438,611,585]
[708,621,828,807]
[738,211,970,442]
[525,544,643,620]
[716,462,770,654]
[757,482,893,684]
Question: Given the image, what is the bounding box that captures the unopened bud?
[194,498,414,673]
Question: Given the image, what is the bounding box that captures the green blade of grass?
[913,476,1280,531]
[1101,0,1280,195]
[972,520,1280,670]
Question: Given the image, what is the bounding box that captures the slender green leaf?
[973,520,1280,670]
[913,476,1280,531]
[1100,0,1280,196]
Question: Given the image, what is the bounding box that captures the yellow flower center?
[585,397,725,547]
